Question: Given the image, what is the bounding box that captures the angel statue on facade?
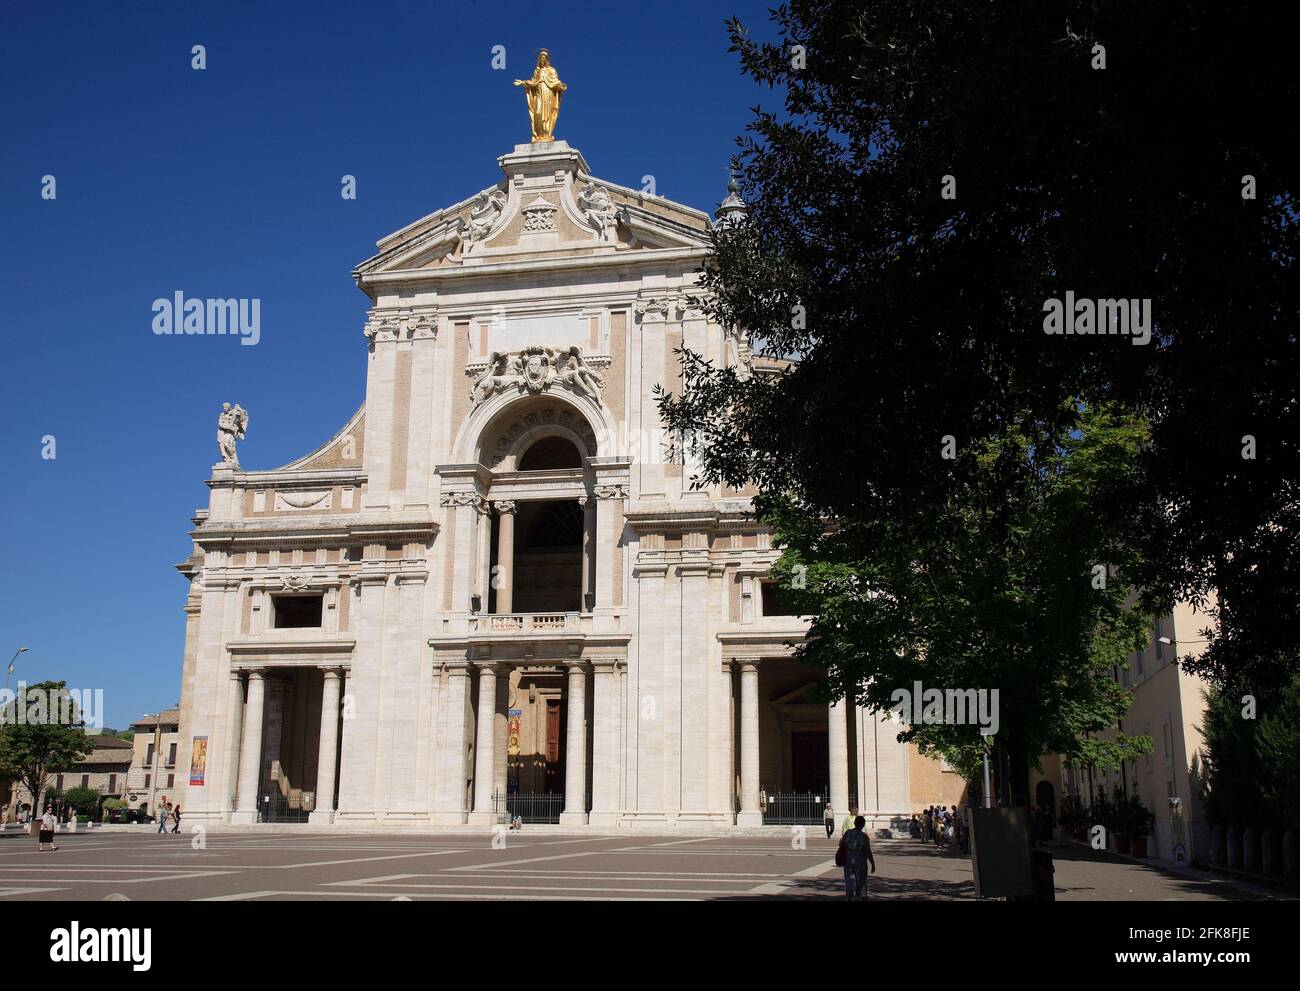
[577,181,617,241]
[513,49,567,143]
[472,351,522,405]
[217,403,249,468]
[466,188,507,244]
[558,346,604,401]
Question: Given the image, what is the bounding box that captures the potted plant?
[1125,794,1156,857]
[1105,787,1132,854]
[1059,794,1088,842]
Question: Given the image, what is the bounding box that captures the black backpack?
[843,828,866,854]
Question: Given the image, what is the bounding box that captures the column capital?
[474,661,503,675]
[246,667,268,680]
[229,669,246,682]
[737,658,761,674]
[493,499,517,515]
[318,666,344,680]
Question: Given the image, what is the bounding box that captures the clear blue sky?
[0,0,774,729]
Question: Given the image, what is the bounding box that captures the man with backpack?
[837,815,876,899]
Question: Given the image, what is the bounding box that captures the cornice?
[192,515,438,549]
[357,245,710,291]
[207,468,365,490]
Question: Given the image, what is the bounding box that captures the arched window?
[518,435,583,470]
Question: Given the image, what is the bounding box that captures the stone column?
[710,661,735,821]
[478,503,492,604]
[829,695,850,814]
[309,668,342,824]
[560,663,589,825]
[231,669,266,824]
[579,496,594,611]
[856,695,878,812]
[361,315,398,510]
[434,664,470,824]
[223,671,245,819]
[593,486,623,611]
[470,664,499,824]
[445,494,485,613]
[589,660,621,828]
[494,502,516,614]
[737,660,762,826]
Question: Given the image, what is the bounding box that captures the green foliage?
[1201,675,1300,828]
[0,681,90,811]
[61,785,101,816]
[1059,793,1088,829]
[753,402,1154,797]
[1128,794,1156,838]
[661,0,1300,717]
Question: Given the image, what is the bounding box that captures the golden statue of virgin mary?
[513,50,567,142]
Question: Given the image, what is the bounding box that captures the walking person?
[840,805,860,835]
[170,804,181,834]
[838,815,876,899]
[37,805,59,852]
[156,799,170,834]
[823,803,835,840]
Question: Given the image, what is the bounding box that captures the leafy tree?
[755,401,1153,802]
[662,0,1300,720]
[61,785,101,817]
[1200,674,1300,828]
[0,680,89,815]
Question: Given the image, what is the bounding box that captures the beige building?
[173,134,966,832]
[1034,604,1215,863]
[44,736,133,806]
[124,708,181,815]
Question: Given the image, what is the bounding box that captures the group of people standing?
[914,804,969,854]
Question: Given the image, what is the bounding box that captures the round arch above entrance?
[457,391,608,472]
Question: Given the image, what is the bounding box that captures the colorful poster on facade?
[507,711,522,756]
[189,736,208,786]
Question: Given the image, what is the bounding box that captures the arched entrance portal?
[468,401,606,824]
[478,403,598,617]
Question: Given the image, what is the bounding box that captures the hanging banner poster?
[189,736,208,786]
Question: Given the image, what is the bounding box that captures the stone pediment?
[353,141,713,285]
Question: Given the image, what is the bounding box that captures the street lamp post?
[4,648,29,822]
[5,646,29,694]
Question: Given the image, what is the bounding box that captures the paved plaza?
[0,830,1289,901]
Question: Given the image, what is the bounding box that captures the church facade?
[174,137,956,830]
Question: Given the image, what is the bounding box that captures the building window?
[145,774,151,788]
[273,594,324,628]
[167,743,177,766]
[56,774,64,789]
[81,775,89,789]
[759,580,801,618]
[108,774,116,793]
[146,742,155,765]
[167,774,174,789]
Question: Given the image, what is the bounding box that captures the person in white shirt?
[37,805,59,852]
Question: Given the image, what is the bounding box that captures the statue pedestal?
[498,140,589,181]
